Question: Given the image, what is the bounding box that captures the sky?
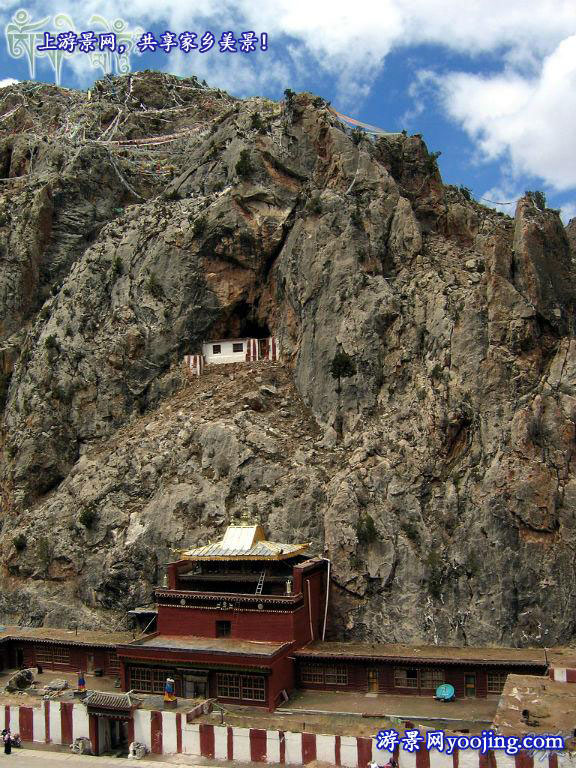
[1,0,575,223]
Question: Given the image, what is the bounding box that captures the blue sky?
[1,1,575,223]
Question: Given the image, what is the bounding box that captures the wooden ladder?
[255,570,266,595]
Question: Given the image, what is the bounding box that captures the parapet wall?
[0,700,571,767]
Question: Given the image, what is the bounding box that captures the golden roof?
[180,523,309,561]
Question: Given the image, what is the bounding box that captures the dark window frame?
[393,667,419,688]
[216,620,231,637]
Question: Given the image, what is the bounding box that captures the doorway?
[464,674,476,698]
[86,654,95,674]
[259,338,270,359]
[184,674,208,699]
[367,669,379,693]
[16,648,24,668]
[97,718,129,756]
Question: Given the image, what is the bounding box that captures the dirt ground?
[196,689,497,738]
[0,667,121,706]
[282,689,498,721]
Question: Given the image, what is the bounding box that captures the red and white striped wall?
[183,354,204,376]
[245,338,259,362]
[267,336,279,362]
[0,700,88,746]
[549,667,576,683]
[0,702,572,767]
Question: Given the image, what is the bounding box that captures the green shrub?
[426,549,443,599]
[193,216,208,237]
[0,370,12,410]
[351,208,362,228]
[426,151,442,173]
[283,88,295,106]
[525,190,546,210]
[459,185,472,201]
[527,414,548,446]
[431,363,443,379]
[111,255,123,278]
[401,521,420,544]
[306,195,322,215]
[36,536,53,571]
[250,112,266,133]
[45,334,59,351]
[13,534,27,552]
[356,514,378,545]
[147,272,163,299]
[351,127,364,145]
[330,350,356,382]
[235,149,254,179]
[79,507,98,529]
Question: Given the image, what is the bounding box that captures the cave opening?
[0,144,13,179]
[210,299,271,340]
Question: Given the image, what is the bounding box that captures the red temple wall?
[268,654,296,709]
[295,659,546,698]
[157,605,302,643]
[293,568,326,645]
[5,641,119,677]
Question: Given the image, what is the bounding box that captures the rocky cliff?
[0,72,575,645]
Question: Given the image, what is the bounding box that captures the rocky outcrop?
[0,74,576,646]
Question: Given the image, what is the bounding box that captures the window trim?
[300,664,348,686]
[394,667,419,689]
[216,672,265,702]
[486,672,508,694]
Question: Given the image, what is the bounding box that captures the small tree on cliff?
[525,190,547,211]
[236,149,254,179]
[330,349,356,440]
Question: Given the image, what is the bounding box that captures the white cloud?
[2,2,576,192]
[0,78,18,88]
[560,202,576,226]
[2,0,575,101]
[431,35,576,191]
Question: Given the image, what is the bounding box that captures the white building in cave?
[184,336,279,376]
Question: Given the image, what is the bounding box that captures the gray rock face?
[1,75,576,646]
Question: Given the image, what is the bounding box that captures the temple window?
[232,343,244,352]
[212,345,221,354]
[394,668,419,688]
[420,668,444,688]
[240,675,266,701]
[216,673,265,701]
[216,620,231,637]
[487,672,508,693]
[324,666,348,685]
[52,646,71,665]
[300,664,347,685]
[130,667,175,694]
[217,673,241,699]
